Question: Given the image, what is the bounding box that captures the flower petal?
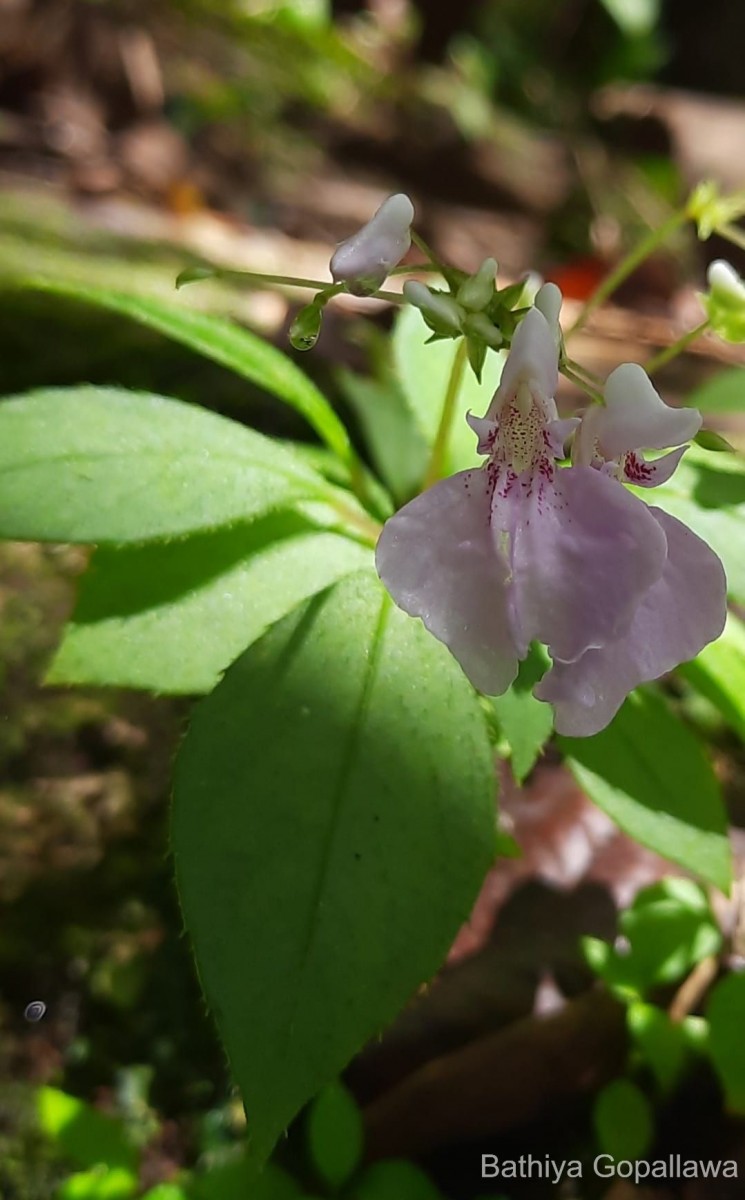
[375,469,519,695]
[600,364,702,456]
[536,507,727,736]
[503,465,668,663]
[480,307,558,424]
[622,445,688,488]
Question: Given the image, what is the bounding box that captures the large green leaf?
[8,277,352,462]
[0,387,330,544]
[560,689,731,892]
[680,613,745,743]
[50,515,371,693]
[644,445,745,604]
[392,306,505,473]
[173,571,496,1165]
[338,369,428,503]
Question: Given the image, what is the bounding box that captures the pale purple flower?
[330,194,414,296]
[536,365,726,735]
[375,307,727,736]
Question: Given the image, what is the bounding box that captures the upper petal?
[375,469,519,695]
[536,506,727,735]
[503,465,668,663]
[600,364,702,457]
[480,307,559,424]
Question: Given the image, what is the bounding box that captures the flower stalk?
[423,339,468,488]
[645,320,711,375]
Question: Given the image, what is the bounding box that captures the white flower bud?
[707,259,745,307]
[403,281,463,333]
[705,259,745,342]
[330,194,414,296]
[534,282,563,350]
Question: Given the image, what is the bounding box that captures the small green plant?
[2,178,745,1168]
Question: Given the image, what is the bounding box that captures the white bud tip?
[535,282,563,328]
[707,259,745,302]
[377,193,415,230]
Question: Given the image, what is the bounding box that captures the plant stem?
[389,263,443,276]
[564,356,604,388]
[424,339,468,487]
[566,208,689,338]
[411,230,444,272]
[645,320,711,375]
[332,500,382,546]
[561,364,603,404]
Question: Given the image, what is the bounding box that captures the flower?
[375,304,727,736]
[536,365,726,735]
[330,194,414,296]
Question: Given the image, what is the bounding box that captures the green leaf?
[618,879,721,989]
[0,387,330,544]
[680,613,745,742]
[392,306,505,473]
[338,370,429,504]
[49,515,371,693]
[56,1168,138,1200]
[593,1079,654,1160]
[9,277,352,462]
[140,1187,189,1200]
[689,368,745,414]
[583,882,721,1001]
[306,1080,363,1190]
[487,645,553,782]
[351,1161,443,1200]
[560,689,731,891]
[627,1001,699,1093]
[190,1159,300,1200]
[694,429,735,453]
[707,972,745,1113]
[37,1088,137,1173]
[173,572,496,1166]
[644,444,745,605]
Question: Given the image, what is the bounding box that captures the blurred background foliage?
[2,1,745,1197]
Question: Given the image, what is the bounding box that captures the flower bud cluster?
[402,259,529,380]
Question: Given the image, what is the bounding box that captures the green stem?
[389,263,443,276]
[564,356,604,388]
[566,208,689,338]
[645,320,711,375]
[561,364,603,404]
[411,230,445,273]
[180,264,438,303]
[178,266,343,292]
[424,340,468,487]
[331,498,382,546]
